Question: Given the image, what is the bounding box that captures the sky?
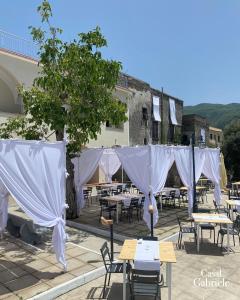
[1,0,240,105]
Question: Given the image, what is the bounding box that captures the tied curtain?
[115,146,174,229]
[0,140,66,268]
[99,149,121,183]
[72,149,104,210]
[202,148,221,205]
[174,147,205,213]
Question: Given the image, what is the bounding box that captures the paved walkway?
[57,235,240,300]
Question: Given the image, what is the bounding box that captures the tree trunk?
[56,129,77,219]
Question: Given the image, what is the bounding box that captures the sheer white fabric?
[169,99,178,125]
[200,128,206,143]
[202,148,222,205]
[174,147,205,213]
[116,146,174,229]
[0,180,9,233]
[99,149,121,183]
[0,140,66,268]
[72,149,104,210]
[153,96,161,122]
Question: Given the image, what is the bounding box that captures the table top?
[192,213,232,224]
[226,199,240,206]
[180,186,206,191]
[103,193,143,203]
[118,240,176,263]
[232,181,240,185]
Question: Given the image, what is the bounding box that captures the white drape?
[202,148,222,205]
[174,147,205,213]
[116,145,174,229]
[72,149,104,210]
[99,149,121,183]
[0,180,9,233]
[153,96,161,122]
[169,99,178,125]
[0,140,66,268]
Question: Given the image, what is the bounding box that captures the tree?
[0,0,127,218]
[222,119,240,181]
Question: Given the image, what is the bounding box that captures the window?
[152,121,159,140]
[106,121,123,130]
[142,107,148,120]
[210,134,213,140]
[218,136,220,142]
[168,125,175,143]
[144,137,147,145]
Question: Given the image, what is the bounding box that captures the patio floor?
[73,192,226,240]
[57,234,240,300]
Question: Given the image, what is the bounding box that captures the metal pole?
[161,87,164,144]
[191,132,198,213]
[149,201,154,237]
[110,223,114,261]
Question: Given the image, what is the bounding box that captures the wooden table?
[225,199,240,220]
[192,213,233,254]
[118,240,176,300]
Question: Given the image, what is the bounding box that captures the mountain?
[183,103,240,129]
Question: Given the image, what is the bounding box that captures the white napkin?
[134,240,160,271]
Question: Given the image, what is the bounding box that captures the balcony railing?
[0,29,39,60]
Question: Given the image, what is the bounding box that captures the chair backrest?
[99,198,108,207]
[233,215,240,232]
[100,241,111,269]
[130,198,139,207]
[130,269,159,297]
[169,190,176,197]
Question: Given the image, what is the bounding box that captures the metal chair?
[217,215,240,247]
[99,199,116,222]
[100,242,131,298]
[177,217,196,249]
[200,223,216,244]
[130,269,161,300]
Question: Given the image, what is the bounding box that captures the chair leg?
[233,234,235,247]
[107,272,111,286]
[103,273,108,298]
[177,232,181,248]
[221,234,224,248]
[217,232,220,245]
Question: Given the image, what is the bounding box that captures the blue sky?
[1,0,240,105]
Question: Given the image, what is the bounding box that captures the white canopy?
[73,145,221,229]
[0,140,67,269]
[99,148,121,183]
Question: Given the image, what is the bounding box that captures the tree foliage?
[0,0,127,154]
[223,119,240,181]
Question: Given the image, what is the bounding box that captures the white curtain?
[0,140,66,268]
[149,145,174,225]
[202,148,221,205]
[169,99,178,125]
[116,145,174,229]
[174,147,205,213]
[72,148,104,210]
[99,149,121,183]
[0,180,9,233]
[153,96,161,122]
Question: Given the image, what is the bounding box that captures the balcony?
[0,29,38,60]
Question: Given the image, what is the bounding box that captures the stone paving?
[74,191,219,240]
[57,228,240,300]
[2,191,236,300]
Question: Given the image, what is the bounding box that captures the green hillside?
[183,103,240,129]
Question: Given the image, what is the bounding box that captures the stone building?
[182,114,223,148]
[182,114,209,146]
[209,126,223,148]
[117,73,183,146]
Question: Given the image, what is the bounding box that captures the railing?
[0,29,39,60]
